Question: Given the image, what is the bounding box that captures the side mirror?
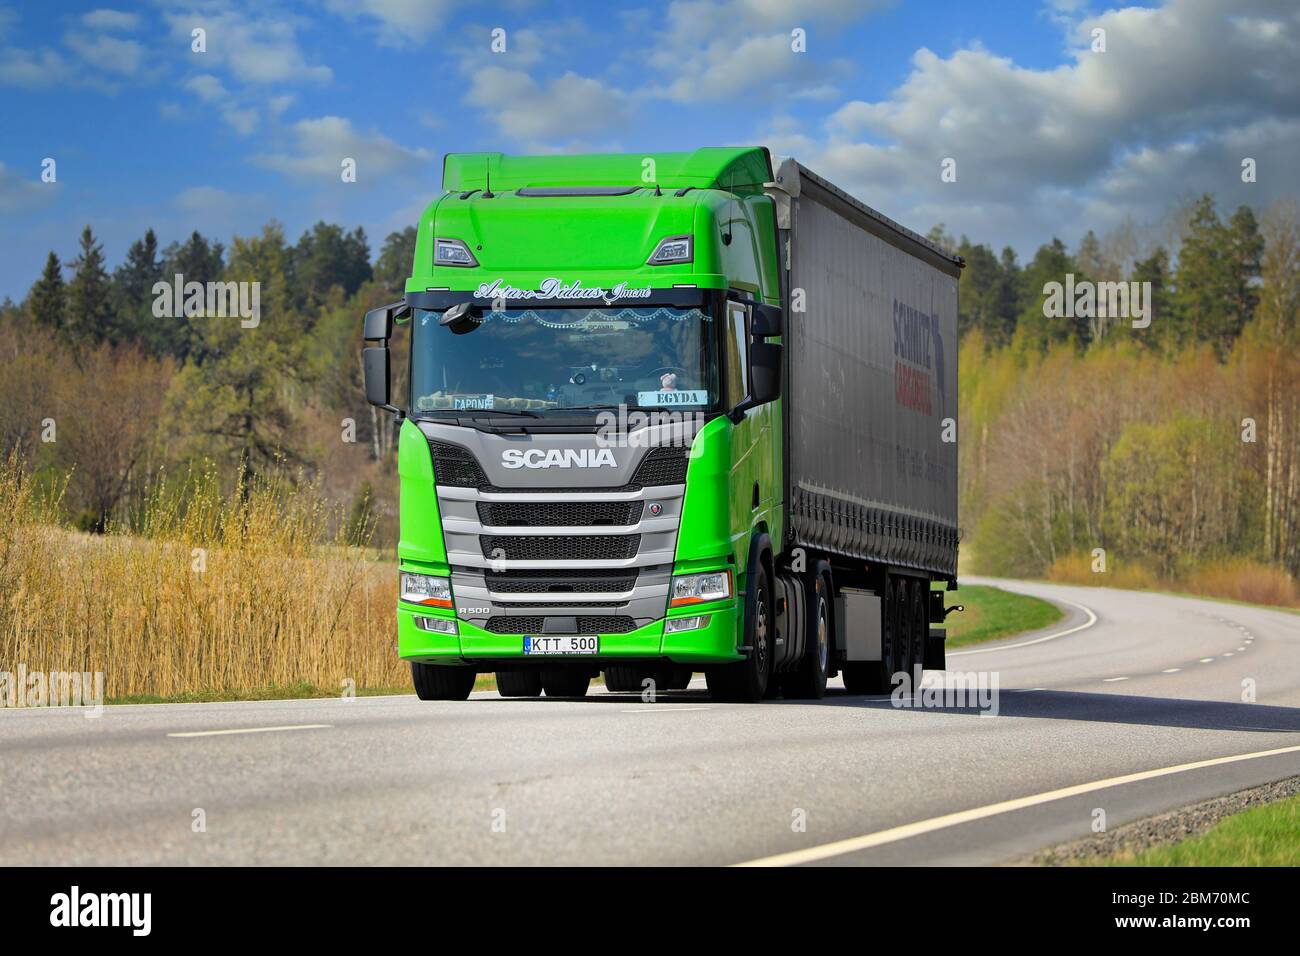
[748,341,782,405]
[363,300,410,341]
[363,346,392,409]
[729,340,782,421]
[750,302,783,338]
[362,299,406,417]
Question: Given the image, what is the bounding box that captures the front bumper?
[398,599,740,666]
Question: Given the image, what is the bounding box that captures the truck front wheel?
[411,663,476,701]
[706,562,773,703]
[783,568,830,699]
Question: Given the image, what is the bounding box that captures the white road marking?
[1162,668,1181,674]
[948,596,1097,656]
[1237,647,1246,652]
[167,724,332,738]
[620,706,712,714]
[1102,677,1128,682]
[734,743,1300,867]
[1223,653,1235,658]
[1199,658,1215,663]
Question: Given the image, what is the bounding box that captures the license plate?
[523,635,599,655]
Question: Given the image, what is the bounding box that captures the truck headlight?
[647,235,692,265]
[670,570,731,607]
[401,572,452,608]
[434,237,479,267]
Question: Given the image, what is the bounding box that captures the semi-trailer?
[362,146,962,702]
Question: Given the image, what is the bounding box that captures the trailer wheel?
[906,584,928,690]
[541,669,591,698]
[706,561,773,703]
[496,670,542,698]
[411,663,476,701]
[784,569,830,699]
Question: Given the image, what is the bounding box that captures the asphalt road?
[3,578,1298,866]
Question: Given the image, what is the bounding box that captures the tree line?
[954,195,1300,585]
[1,220,416,536]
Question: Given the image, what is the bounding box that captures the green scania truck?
[363,147,962,703]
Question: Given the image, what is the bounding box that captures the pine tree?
[113,228,163,351]
[167,222,306,494]
[1223,205,1263,344]
[28,251,66,333]
[1015,239,1088,352]
[994,247,1022,344]
[159,230,225,361]
[65,226,118,344]
[1131,247,1173,350]
[374,226,417,295]
[1172,195,1235,353]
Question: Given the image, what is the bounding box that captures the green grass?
[1091,795,1300,866]
[937,584,1064,649]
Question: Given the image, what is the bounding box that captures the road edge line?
[732,743,1300,866]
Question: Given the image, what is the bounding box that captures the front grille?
[485,569,637,593]
[429,441,487,487]
[632,445,689,485]
[499,601,625,608]
[484,615,638,634]
[477,500,643,527]
[481,534,640,562]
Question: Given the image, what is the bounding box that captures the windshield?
[410,305,718,414]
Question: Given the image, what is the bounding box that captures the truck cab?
[364,147,788,701]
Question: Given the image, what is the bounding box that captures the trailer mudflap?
[925,626,946,671]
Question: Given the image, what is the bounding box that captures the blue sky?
[1,0,1296,300]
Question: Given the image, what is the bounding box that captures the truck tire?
[603,666,642,693]
[783,568,830,699]
[664,668,693,690]
[706,561,773,703]
[411,663,476,701]
[906,583,927,690]
[496,670,542,698]
[541,669,591,698]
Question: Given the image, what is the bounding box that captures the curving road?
[2,578,1298,865]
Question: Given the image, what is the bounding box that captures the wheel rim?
[816,598,828,673]
[755,592,769,675]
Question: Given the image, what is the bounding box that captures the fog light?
[665,615,710,633]
[415,616,458,635]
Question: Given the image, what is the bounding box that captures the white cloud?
[185,73,227,102]
[0,161,57,213]
[64,31,146,75]
[250,115,432,179]
[0,46,67,87]
[780,0,1300,255]
[324,0,456,47]
[466,66,631,144]
[647,0,881,101]
[164,8,331,85]
[81,9,141,32]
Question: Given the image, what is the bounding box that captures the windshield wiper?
[465,409,542,418]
